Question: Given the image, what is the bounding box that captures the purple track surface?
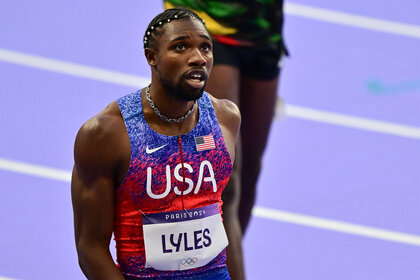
[1,1,419,279]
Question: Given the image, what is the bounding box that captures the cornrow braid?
[143,7,206,49]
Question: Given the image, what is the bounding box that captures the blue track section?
[1,1,419,279]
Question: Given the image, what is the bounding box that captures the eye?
[201,43,211,52]
[175,43,186,51]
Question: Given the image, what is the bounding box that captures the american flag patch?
[195,135,216,151]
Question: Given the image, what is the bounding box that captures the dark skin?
[71,18,241,280]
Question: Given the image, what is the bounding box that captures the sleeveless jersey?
[115,90,233,279]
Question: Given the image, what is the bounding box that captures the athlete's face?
[153,18,213,101]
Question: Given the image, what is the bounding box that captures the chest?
[119,133,230,211]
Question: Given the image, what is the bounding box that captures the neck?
[146,84,197,123]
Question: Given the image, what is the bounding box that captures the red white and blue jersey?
[115,90,233,279]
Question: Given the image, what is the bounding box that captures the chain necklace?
[145,84,197,123]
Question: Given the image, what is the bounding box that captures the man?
[163,1,288,278]
[71,7,240,280]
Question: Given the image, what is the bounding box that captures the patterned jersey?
[164,0,286,50]
[115,90,233,279]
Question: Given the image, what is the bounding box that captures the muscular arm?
[71,103,129,280]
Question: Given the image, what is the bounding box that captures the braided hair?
[143,7,207,50]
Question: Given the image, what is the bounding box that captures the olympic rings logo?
[181,257,198,267]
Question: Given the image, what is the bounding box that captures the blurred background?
[0,1,419,279]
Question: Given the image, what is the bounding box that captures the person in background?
[164,1,288,279]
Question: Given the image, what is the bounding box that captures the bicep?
[71,120,120,250]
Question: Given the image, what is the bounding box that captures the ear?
[144,48,157,67]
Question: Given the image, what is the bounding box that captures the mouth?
[184,69,207,88]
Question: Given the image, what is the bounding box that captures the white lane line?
[253,207,420,246]
[286,104,420,140]
[0,158,71,182]
[0,48,149,88]
[285,2,420,39]
[1,157,420,247]
[2,48,420,140]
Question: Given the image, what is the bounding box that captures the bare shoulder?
[75,102,125,153]
[74,101,129,184]
[208,94,241,162]
[209,94,241,128]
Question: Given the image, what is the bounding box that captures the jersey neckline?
[139,89,207,139]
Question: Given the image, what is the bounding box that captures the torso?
[113,89,233,278]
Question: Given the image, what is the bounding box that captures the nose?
[188,48,207,67]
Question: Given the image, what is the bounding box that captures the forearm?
[77,245,125,280]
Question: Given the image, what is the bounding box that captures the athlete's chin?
[184,88,204,101]
[181,82,206,100]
